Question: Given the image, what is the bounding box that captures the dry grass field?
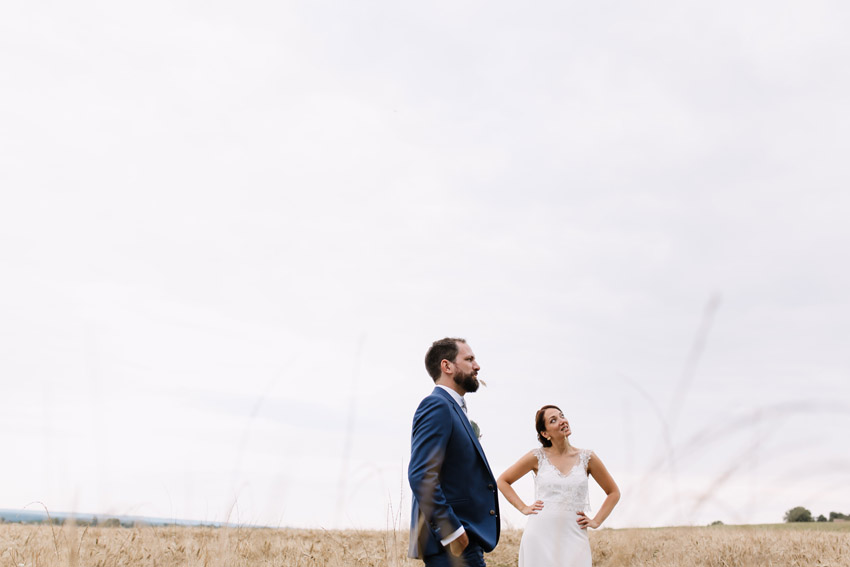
[1,522,848,567]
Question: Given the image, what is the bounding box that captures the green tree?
[829,511,849,521]
[817,514,827,522]
[784,506,813,522]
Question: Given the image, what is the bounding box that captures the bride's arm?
[497,451,544,516]
[581,451,620,529]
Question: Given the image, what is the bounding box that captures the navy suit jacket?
[408,387,500,559]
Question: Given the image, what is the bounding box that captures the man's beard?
[454,370,479,393]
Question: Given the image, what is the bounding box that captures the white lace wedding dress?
[519,448,593,567]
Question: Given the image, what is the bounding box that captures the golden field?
[1,522,848,567]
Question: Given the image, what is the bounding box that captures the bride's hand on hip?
[521,500,544,515]
[577,511,600,529]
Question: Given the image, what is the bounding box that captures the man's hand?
[448,531,469,556]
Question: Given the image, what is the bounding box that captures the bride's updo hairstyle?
[535,404,562,447]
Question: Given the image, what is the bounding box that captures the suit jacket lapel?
[433,388,494,477]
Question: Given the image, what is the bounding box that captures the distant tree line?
[0,515,149,528]
[0,511,221,528]
[45,517,135,527]
[784,507,850,523]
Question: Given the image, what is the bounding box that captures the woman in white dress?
[497,405,620,567]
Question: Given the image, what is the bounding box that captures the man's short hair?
[424,337,466,381]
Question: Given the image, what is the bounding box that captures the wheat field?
[1,522,848,567]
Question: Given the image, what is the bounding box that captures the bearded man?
[408,338,500,567]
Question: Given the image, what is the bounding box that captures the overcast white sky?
[2,1,849,531]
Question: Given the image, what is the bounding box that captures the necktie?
[460,397,467,415]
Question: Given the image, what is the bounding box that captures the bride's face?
[543,408,571,440]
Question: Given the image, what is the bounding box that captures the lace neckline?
[539,448,583,478]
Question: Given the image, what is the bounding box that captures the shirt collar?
[436,385,465,409]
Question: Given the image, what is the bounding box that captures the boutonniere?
[470,420,482,439]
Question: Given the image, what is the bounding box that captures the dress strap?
[580,449,593,471]
[532,447,544,463]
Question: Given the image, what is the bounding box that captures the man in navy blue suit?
[408,338,500,567]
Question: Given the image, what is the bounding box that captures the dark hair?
[424,338,466,381]
[535,404,562,447]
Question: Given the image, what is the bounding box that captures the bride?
[497,405,620,567]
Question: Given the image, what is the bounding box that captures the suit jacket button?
[489,510,496,516]
[488,484,494,490]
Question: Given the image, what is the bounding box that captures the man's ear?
[441,358,453,375]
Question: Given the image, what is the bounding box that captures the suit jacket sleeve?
[408,395,461,540]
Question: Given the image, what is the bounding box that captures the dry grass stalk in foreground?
[0,523,848,566]
[0,524,416,567]
[588,525,850,567]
